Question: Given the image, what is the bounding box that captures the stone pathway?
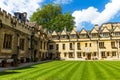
[0,60,52,72]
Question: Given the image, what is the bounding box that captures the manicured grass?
[0,61,120,80]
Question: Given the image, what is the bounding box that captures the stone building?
[49,23,120,60]
[0,8,120,62]
[0,8,49,63]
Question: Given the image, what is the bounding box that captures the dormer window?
[61,35,68,39]
[70,34,76,38]
[101,33,109,37]
[114,32,120,36]
[52,35,59,40]
[91,33,98,37]
[80,34,88,38]
[62,35,65,38]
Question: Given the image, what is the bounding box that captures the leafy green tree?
[30,4,75,32]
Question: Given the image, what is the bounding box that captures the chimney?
[14,12,27,23]
[94,24,99,30]
[64,27,66,32]
[73,26,76,31]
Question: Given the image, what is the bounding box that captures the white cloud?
[72,0,120,30]
[72,7,100,30]
[53,0,73,4]
[0,0,44,19]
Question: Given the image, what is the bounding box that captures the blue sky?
[0,0,120,31]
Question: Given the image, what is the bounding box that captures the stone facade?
[0,9,49,62]
[0,8,120,61]
[49,23,120,60]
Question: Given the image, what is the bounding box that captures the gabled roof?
[51,30,57,35]
[61,29,67,35]
[70,29,76,34]
[101,27,110,33]
[91,27,98,33]
[80,28,87,34]
[113,26,120,32]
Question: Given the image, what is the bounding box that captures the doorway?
[87,53,91,60]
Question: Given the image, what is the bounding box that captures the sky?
[0,0,120,31]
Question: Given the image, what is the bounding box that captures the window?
[62,35,65,38]
[85,43,87,47]
[92,33,98,37]
[63,44,65,50]
[70,43,73,50]
[80,34,87,38]
[40,41,42,49]
[115,32,120,36]
[61,35,67,39]
[94,52,96,56]
[70,34,76,38]
[69,52,74,58]
[44,42,46,50]
[34,40,37,45]
[111,42,115,48]
[52,35,59,39]
[107,52,109,56]
[49,45,53,50]
[119,41,120,48]
[3,34,12,49]
[90,43,91,47]
[77,52,81,58]
[99,42,105,48]
[83,52,85,57]
[77,43,80,50]
[101,52,105,58]
[102,33,109,37]
[64,53,67,57]
[0,19,2,27]
[19,39,25,50]
[56,44,59,50]
[112,52,116,56]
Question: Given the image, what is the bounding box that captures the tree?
[30,4,75,32]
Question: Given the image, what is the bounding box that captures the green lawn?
[0,61,120,80]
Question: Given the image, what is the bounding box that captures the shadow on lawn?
[0,71,19,76]
[14,66,35,70]
[0,66,34,76]
[14,60,53,70]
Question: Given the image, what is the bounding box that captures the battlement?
[0,8,34,35]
